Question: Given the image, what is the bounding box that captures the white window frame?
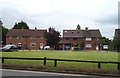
[86,37,92,41]
[85,44,92,48]
[9,36,13,39]
[96,37,99,41]
[30,36,36,39]
[64,31,67,34]
[41,37,44,39]
[40,43,44,46]
[17,36,23,39]
[30,43,36,47]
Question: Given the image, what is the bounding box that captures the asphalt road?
[1,69,117,78]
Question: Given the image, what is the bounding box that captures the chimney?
[85,27,88,31]
[35,27,37,29]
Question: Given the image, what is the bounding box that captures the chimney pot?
[85,27,88,30]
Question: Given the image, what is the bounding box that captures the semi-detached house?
[6,29,47,50]
[6,27,102,50]
[59,27,102,50]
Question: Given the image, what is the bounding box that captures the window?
[86,37,92,41]
[66,38,69,40]
[74,44,78,47]
[96,37,99,41]
[41,37,44,39]
[64,31,67,34]
[30,43,36,47]
[40,43,44,46]
[74,38,78,40]
[9,36,13,39]
[17,36,23,39]
[30,36,36,39]
[17,43,22,47]
[85,44,92,48]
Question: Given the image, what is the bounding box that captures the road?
[1,69,117,78]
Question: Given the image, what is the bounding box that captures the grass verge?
[1,51,120,75]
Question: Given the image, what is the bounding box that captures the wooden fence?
[1,57,120,70]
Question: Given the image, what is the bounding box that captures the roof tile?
[6,29,47,37]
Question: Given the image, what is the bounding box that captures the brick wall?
[61,37,102,50]
[6,36,46,50]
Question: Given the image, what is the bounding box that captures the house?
[6,29,47,50]
[59,27,102,50]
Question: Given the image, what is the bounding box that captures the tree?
[2,26,9,43]
[76,24,81,30]
[13,21,29,29]
[102,37,111,45]
[102,37,113,50]
[0,19,9,44]
[44,27,60,49]
[0,18,2,27]
[0,18,2,42]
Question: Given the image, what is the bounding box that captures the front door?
[96,44,99,50]
[40,43,44,49]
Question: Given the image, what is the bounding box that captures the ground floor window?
[30,43,36,47]
[85,44,92,48]
[18,43,22,49]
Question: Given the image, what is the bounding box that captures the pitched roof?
[6,29,47,37]
[63,29,102,37]
[114,29,120,38]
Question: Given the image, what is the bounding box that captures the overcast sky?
[0,0,119,39]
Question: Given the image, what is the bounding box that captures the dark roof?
[63,29,102,37]
[6,29,47,37]
[114,29,120,38]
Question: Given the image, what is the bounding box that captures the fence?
[1,57,120,70]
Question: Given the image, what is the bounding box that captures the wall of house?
[60,37,102,50]
[63,37,84,46]
[84,37,102,50]
[6,36,27,46]
[6,36,46,50]
[27,37,46,50]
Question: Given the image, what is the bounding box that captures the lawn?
[1,51,120,75]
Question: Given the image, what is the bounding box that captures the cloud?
[1,0,119,39]
[94,14,118,25]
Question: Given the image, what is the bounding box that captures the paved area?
[1,69,117,78]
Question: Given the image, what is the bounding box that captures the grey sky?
[0,0,119,39]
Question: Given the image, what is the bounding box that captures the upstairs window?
[30,36,36,39]
[66,38,69,40]
[41,37,44,39]
[96,37,99,41]
[71,31,74,33]
[17,36,23,39]
[74,38,78,40]
[9,36,13,39]
[64,31,67,34]
[86,37,92,41]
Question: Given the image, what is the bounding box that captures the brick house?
[6,29,47,50]
[59,27,102,50]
